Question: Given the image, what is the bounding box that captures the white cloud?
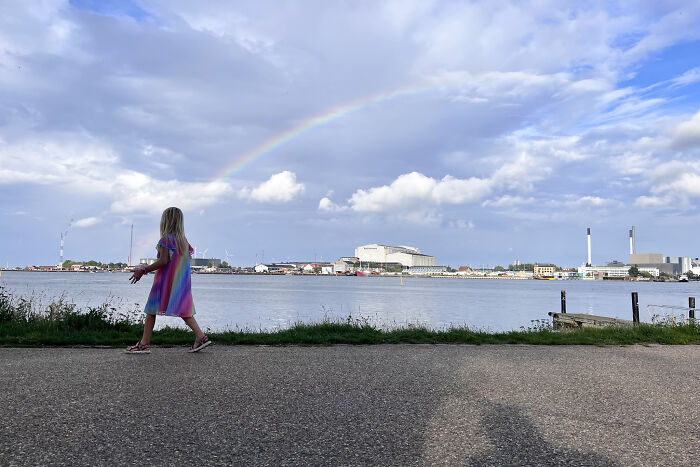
[0,134,233,214]
[322,151,552,214]
[318,197,347,212]
[110,171,232,214]
[664,173,700,197]
[670,67,700,88]
[347,172,493,212]
[672,110,700,149]
[491,153,552,190]
[582,196,607,206]
[482,195,535,208]
[448,219,474,229]
[73,217,101,228]
[635,195,673,209]
[545,195,619,209]
[0,135,118,192]
[238,171,305,203]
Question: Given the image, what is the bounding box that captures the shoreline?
[3,320,700,347]
[0,269,685,281]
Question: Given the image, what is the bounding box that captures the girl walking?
[125,206,211,354]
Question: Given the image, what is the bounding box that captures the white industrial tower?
[59,219,73,268]
[128,224,133,267]
[587,227,592,266]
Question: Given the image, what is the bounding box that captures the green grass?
[2,286,700,347]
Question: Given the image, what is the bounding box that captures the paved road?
[1,345,699,466]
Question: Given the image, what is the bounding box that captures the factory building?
[629,253,691,275]
[407,265,448,275]
[141,257,222,269]
[580,226,691,279]
[192,258,221,269]
[665,256,692,275]
[579,263,660,279]
[629,253,663,264]
[355,244,437,267]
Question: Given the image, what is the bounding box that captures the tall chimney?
[587,228,592,266]
[629,229,634,256]
[631,226,636,254]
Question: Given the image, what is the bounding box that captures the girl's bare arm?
[129,245,170,283]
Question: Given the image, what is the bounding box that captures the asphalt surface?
[1,345,699,466]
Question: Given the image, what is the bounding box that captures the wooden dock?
[548,312,634,330]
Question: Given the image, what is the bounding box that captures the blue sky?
[2,0,700,268]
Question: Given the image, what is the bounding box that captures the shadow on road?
[467,403,618,467]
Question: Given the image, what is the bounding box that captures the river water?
[1,271,696,332]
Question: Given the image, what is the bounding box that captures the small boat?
[355,270,371,277]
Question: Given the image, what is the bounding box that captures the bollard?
[690,297,696,320]
[631,292,639,323]
[561,290,566,314]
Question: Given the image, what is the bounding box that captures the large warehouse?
[355,244,437,267]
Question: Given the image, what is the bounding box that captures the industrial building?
[628,228,691,275]
[355,244,437,267]
[407,265,448,275]
[579,263,659,279]
[578,226,690,279]
[140,257,221,270]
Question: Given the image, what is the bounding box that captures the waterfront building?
[553,270,580,280]
[533,265,555,277]
[578,264,659,279]
[626,253,689,275]
[630,253,663,264]
[407,265,448,275]
[254,263,297,273]
[141,256,222,270]
[332,259,356,274]
[665,256,692,274]
[192,258,221,269]
[355,244,436,267]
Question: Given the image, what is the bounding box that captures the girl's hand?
[129,267,145,284]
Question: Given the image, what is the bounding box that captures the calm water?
[1,271,697,331]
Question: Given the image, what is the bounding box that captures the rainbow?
[133,79,444,260]
[211,79,437,182]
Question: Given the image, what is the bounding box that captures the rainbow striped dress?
[143,234,195,317]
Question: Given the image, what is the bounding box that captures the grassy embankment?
[1,286,699,347]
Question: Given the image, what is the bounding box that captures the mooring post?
[561,290,566,314]
[631,292,639,323]
[689,297,695,321]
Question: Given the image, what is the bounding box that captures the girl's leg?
[182,316,205,341]
[141,314,156,345]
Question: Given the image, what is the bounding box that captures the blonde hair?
[160,207,188,255]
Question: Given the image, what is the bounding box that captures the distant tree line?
[62,260,128,269]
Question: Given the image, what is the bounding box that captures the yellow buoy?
[400,274,403,286]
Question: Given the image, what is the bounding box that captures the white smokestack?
[629,229,634,255]
[631,226,636,254]
[587,227,592,266]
